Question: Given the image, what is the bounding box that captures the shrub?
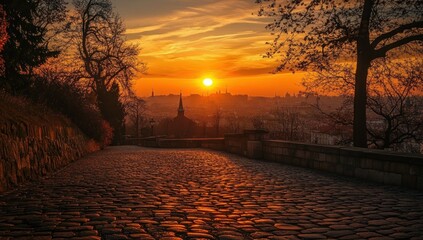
[27,77,110,145]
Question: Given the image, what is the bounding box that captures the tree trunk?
[353,0,374,148]
[353,55,370,148]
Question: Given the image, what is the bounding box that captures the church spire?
[178,92,184,117]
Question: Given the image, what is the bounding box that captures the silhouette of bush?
[27,77,111,147]
[100,119,114,147]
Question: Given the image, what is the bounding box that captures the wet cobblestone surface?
[1,146,423,239]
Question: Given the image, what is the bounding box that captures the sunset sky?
[111,0,305,97]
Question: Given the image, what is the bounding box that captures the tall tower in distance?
[177,93,184,117]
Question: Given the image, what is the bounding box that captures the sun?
[203,78,213,87]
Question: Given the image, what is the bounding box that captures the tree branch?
[371,21,423,49]
[372,34,423,59]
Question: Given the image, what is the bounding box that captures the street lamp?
[149,118,156,136]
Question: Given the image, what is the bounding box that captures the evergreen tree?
[0,0,59,92]
[98,82,125,145]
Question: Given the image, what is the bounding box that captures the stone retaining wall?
[263,140,423,189]
[0,119,89,192]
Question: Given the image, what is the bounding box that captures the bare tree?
[312,58,423,150]
[256,0,423,147]
[225,111,241,133]
[252,115,266,130]
[34,0,69,53]
[270,107,307,141]
[125,95,147,138]
[71,0,142,95]
[366,59,423,150]
[214,107,222,136]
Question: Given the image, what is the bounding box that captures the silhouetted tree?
[270,107,306,141]
[125,95,146,138]
[256,0,423,148]
[366,59,423,150]
[313,59,423,151]
[98,81,125,145]
[71,0,141,95]
[71,0,143,143]
[214,107,222,136]
[225,111,241,133]
[0,0,67,92]
[34,0,68,52]
[252,115,266,130]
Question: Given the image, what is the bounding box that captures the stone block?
[281,147,289,156]
[294,149,306,159]
[299,158,308,167]
[367,169,385,183]
[340,156,360,167]
[335,164,344,174]
[409,166,418,175]
[342,165,355,177]
[360,158,373,169]
[389,162,410,174]
[247,141,263,159]
[325,154,339,164]
[355,168,369,179]
[383,172,402,186]
[372,160,385,171]
[401,175,416,188]
[309,151,320,161]
[312,161,320,169]
[1,120,89,193]
[417,177,423,190]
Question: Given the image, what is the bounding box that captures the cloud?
[117,0,278,86]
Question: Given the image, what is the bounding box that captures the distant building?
[156,93,198,138]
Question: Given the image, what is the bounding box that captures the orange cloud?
[112,0,304,97]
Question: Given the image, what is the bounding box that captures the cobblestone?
[1,146,423,239]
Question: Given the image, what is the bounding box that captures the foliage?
[68,0,144,144]
[99,119,114,148]
[98,82,125,145]
[0,0,67,92]
[27,76,111,147]
[256,0,423,147]
[0,4,7,75]
[256,0,422,72]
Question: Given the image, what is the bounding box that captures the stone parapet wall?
[263,140,423,189]
[224,133,247,156]
[0,119,89,192]
[126,137,225,150]
[157,138,225,150]
[131,130,423,190]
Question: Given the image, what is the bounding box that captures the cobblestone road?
[1,146,423,240]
